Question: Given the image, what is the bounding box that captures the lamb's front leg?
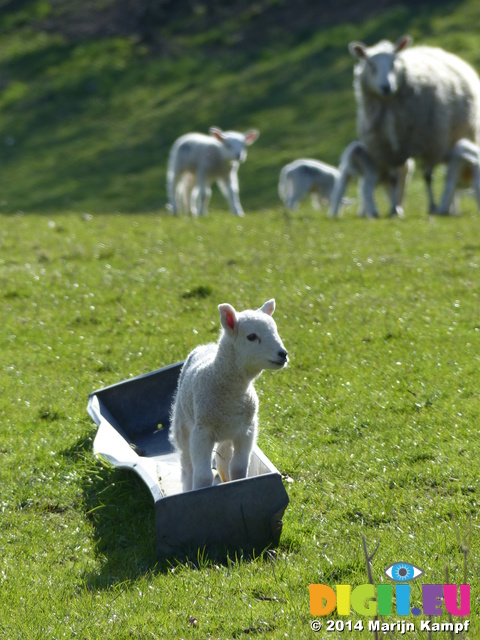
[190,427,215,489]
[230,430,255,480]
[221,172,245,216]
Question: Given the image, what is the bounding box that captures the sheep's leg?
[439,139,480,213]
[438,157,461,215]
[356,178,367,217]
[190,427,215,489]
[167,169,180,215]
[472,163,480,211]
[190,184,211,216]
[190,186,199,216]
[220,172,245,216]
[424,167,439,214]
[230,431,255,480]
[289,174,310,210]
[215,440,234,483]
[285,181,300,210]
[310,192,321,211]
[383,171,403,217]
[195,171,210,216]
[360,175,379,218]
[179,448,193,492]
[283,176,298,210]
[390,164,409,217]
[329,173,349,217]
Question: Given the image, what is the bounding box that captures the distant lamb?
[167,127,259,216]
[349,35,480,214]
[329,140,414,218]
[439,138,480,213]
[169,299,288,492]
[278,158,340,210]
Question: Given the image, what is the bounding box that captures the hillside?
[0,0,476,213]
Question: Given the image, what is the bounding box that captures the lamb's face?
[209,128,260,164]
[235,312,288,375]
[220,132,249,163]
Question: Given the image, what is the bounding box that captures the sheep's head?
[349,35,412,98]
[218,299,288,377]
[209,127,259,163]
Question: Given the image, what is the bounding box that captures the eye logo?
[384,562,423,582]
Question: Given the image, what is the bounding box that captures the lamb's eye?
[247,333,258,342]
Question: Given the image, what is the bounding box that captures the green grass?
[1,0,480,638]
[0,201,478,638]
[0,0,479,214]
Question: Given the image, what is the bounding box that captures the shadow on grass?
[62,435,158,587]
[64,435,285,588]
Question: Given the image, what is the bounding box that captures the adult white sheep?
[349,35,480,214]
[329,140,414,218]
[278,158,340,210]
[167,127,259,216]
[169,299,288,492]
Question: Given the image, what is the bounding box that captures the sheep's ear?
[219,303,238,335]
[244,130,259,146]
[209,127,224,142]
[259,299,275,316]
[394,35,412,53]
[349,42,367,59]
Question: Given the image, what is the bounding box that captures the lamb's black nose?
[278,349,288,360]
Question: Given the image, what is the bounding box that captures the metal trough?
[87,362,289,558]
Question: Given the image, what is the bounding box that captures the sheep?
[166,127,259,217]
[278,158,340,210]
[329,140,414,218]
[439,138,480,214]
[349,35,480,215]
[169,299,288,492]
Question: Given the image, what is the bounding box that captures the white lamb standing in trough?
[169,299,288,492]
[329,140,414,218]
[278,158,340,210]
[349,35,480,214]
[167,127,259,216]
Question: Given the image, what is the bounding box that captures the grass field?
[0,0,479,638]
[1,198,478,638]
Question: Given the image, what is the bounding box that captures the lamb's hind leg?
[179,448,193,492]
[170,411,194,491]
[215,440,233,483]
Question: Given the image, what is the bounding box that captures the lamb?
[278,158,340,210]
[166,127,259,217]
[349,35,480,214]
[169,299,288,492]
[439,138,480,214]
[329,140,414,218]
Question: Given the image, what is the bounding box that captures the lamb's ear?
[259,299,275,316]
[394,35,412,53]
[349,41,367,59]
[219,303,238,335]
[244,130,259,146]
[209,127,224,142]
